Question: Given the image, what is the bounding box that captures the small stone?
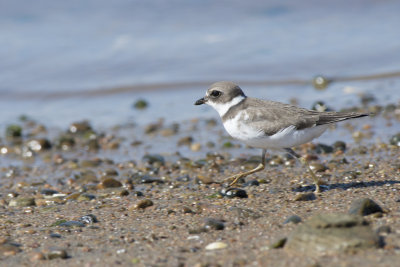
[138,175,164,184]
[58,221,85,228]
[220,188,248,198]
[312,75,331,90]
[196,175,215,184]
[376,225,391,234]
[283,215,302,224]
[40,189,59,196]
[182,206,194,214]
[332,141,347,152]
[311,101,332,112]
[30,252,45,261]
[315,143,334,154]
[47,248,68,259]
[6,125,22,138]
[102,168,118,176]
[77,193,96,202]
[190,143,202,151]
[205,241,227,250]
[8,197,36,207]
[204,218,225,230]
[294,192,316,201]
[133,99,148,110]
[142,154,165,166]
[177,136,193,146]
[49,233,62,238]
[69,121,92,134]
[0,242,21,256]
[349,198,383,216]
[270,237,287,249]
[97,178,122,189]
[389,133,400,146]
[243,180,260,187]
[135,199,153,209]
[79,214,98,224]
[308,163,327,172]
[286,213,380,255]
[26,139,52,152]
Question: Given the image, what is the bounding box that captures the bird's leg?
[224,149,266,186]
[284,148,323,193]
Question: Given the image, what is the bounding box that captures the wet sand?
[0,97,399,266]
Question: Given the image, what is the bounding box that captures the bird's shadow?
[292,179,400,193]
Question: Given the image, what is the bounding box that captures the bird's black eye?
[210,90,221,98]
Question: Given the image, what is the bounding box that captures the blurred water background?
[1,0,400,130]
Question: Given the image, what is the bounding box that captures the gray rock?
[8,197,36,207]
[349,198,383,216]
[285,213,381,255]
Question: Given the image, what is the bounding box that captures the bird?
[194,81,369,192]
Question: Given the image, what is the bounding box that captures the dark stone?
[376,225,391,234]
[315,143,334,154]
[135,199,153,209]
[204,218,225,230]
[142,154,165,165]
[220,188,248,198]
[333,141,347,152]
[47,248,68,260]
[40,189,59,196]
[349,198,383,216]
[58,221,85,228]
[389,133,400,146]
[133,99,148,110]
[6,125,22,138]
[283,215,302,224]
[294,192,316,201]
[243,180,260,187]
[270,237,287,249]
[79,214,98,224]
[49,233,62,238]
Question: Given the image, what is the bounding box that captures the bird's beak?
[194,97,206,105]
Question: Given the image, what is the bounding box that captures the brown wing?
[231,98,368,136]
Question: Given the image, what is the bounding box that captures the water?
[1,0,400,130]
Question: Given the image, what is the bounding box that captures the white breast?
[223,112,329,149]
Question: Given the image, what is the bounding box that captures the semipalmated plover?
[195,81,368,192]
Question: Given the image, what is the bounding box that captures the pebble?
[133,99,148,109]
[0,242,21,256]
[204,218,225,230]
[58,220,86,228]
[270,237,287,249]
[220,188,248,198]
[40,189,59,196]
[135,199,154,209]
[283,215,302,224]
[312,75,331,90]
[315,143,334,154]
[30,252,45,261]
[243,180,260,187]
[332,141,347,152]
[294,192,316,201]
[205,241,228,250]
[190,143,202,151]
[142,154,165,166]
[77,193,96,202]
[348,198,383,216]
[286,213,380,255]
[389,133,400,146]
[97,178,122,189]
[177,136,193,146]
[46,248,68,259]
[308,163,327,172]
[196,175,215,184]
[79,214,98,224]
[8,197,36,207]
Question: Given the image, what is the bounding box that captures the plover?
[195,81,368,192]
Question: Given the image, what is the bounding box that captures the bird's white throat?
[207,95,245,117]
